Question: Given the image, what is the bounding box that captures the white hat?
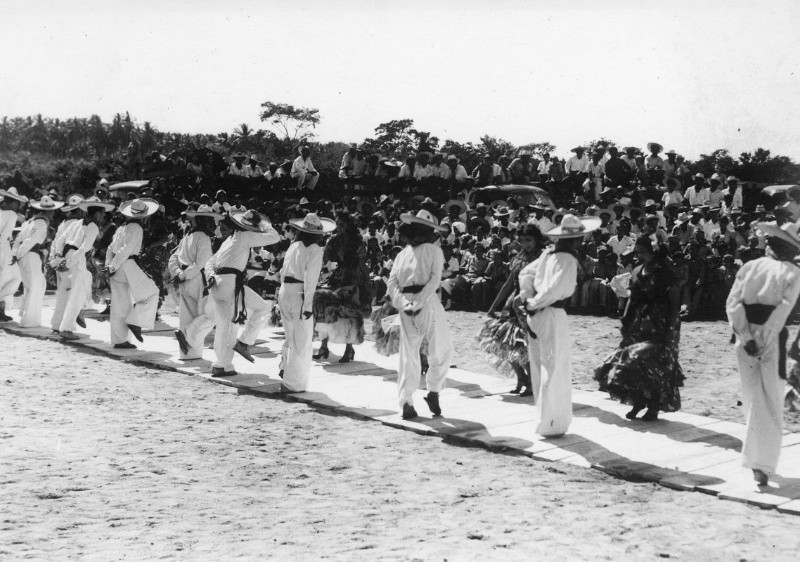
[399,209,448,233]
[299,197,310,205]
[79,196,116,212]
[288,212,336,235]
[545,214,602,239]
[62,194,85,212]
[0,187,29,203]
[184,204,223,220]
[758,221,800,252]
[120,198,159,218]
[229,209,273,233]
[29,195,65,211]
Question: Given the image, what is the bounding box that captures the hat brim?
[30,201,65,211]
[79,201,116,212]
[229,210,275,233]
[570,147,586,153]
[399,213,448,233]
[288,217,336,235]
[647,143,663,152]
[120,199,159,218]
[545,216,603,238]
[598,208,617,221]
[444,199,467,214]
[185,210,223,220]
[758,222,800,252]
[0,189,29,203]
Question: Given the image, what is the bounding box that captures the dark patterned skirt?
[477,295,529,377]
[594,342,684,412]
[370,299,428,357]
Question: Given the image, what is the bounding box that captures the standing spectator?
[725,176,744,211]
[291,146,319,190]
[685,174,710,206]
[472,154,502,187]
[586,149,605,201]
[246,155,264,178]
[662,150,678,179]
[227,153,249,177]
[604,146,629,188]
[508,150,534,184]
[537,152,553,185]
[662,178,684,207]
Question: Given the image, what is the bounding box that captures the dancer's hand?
[302,311,313,320]
[206,276,216,288]
[744,339,760,358]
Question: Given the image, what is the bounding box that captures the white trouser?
[109,259,158,345]
[51,270,70,331]
[211,274,269,371]
[178,275,215,360]
[18,253,45,328]
[736,341,784,475]
[294,172,319,191]
[0,258,22,306]
[279,283,313,391]
[59,253,92,333]
[397,298,454,409]
[527,307,572,437]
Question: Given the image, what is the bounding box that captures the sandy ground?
[2,332,800,560]
[444,311,800,433]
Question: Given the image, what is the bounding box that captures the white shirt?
[105,222,144,272]
[246,165,264,178]
[537,161,553,175]
[228,163,250,177]
[0,209,17,262]
[430,163,451,179]
[63,220,100,269]
[727,256,800,347]
[518,248,578,311]
[450,165,469,182]
[280,240,324,313]
[168,231,213,280]
[206,228,281,274]
[291,156,317,177]
[708,189,725,207]
[607,234,634,256]
[685,186,710,206]
[211,201,231,213]
[565,155,589,173]
[387,243,444,312]
[662,191,684,207]
[12,217,47,260]
[413,164,433,181]
[726,186,743,210]
[50,217,79,258]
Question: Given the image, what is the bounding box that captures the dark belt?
[63,243,79,254]
[743,303,775,325]
[215,267,247,324]
[180,264,209,297]
[127,255,153,280]
[283,276,303,284]
[402,284,425,294]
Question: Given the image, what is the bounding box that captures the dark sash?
[216,267,247,324]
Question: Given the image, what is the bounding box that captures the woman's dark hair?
[407,222,438,247]
[517,223,544,248]
[296,230,323,246]
[767,236,800,261]
[335,210,358,238]
[635,236,669,262]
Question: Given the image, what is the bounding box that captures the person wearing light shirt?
[412,152,433,182]
[725,176,744,211]
[565,148,589,174]
[227,155,250,177]
[685,175,710,206]
[278,213,329,392]
[49,196,84,333]
[727,226,800,485]
[291,146,319,190]
[387,210,453,420]
[662,178,684,208]
[205,209,281,376]
[0,187,27,320]
[12,197,56,327]
[607,229,635,256]
[246,156,264,178]
[105,198,160,347]
[169,205,221,360]
[430,153,451,179]
[57,198,115,339]
[537,153,553,183]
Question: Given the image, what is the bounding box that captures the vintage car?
[108,179,152,198]
[467,184,555,209]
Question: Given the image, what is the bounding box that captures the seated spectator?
[227,153,249,177]
[246,155,264,178]
[685,174,710,206]
[291,145,319,190]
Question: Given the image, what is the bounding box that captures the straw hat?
[184,204,223,220]
[120,198,159,218]
[78,196,116,212]
[647,142,663,153]
[444,199,467,214]
[545,214,602,239]
[288,212,336,235]
[62,194,85,212]
[570,146,586,153]
[228,209,274,233]
[0,187,29,203]
[598,208,617,221]
[758,221,800,252]
[29,195,65,211]
[399,209,448,233]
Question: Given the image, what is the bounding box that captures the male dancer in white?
[517,214,600,437]
[105,198,160,348]
[12,195,63,327]
[50,194,84,333]
[387,209,453,420]
[170,204,221,360]
[58,197,116,340]
[278,213,332,392]
[0,187,28,321]
[726,221,800,486]
[205,209,280,376]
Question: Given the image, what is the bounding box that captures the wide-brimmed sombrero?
[545,214,602,239]
[229,209,274,233]
[570,146,586,153]
[598,208,617,221]
[647,142,663,153]
[400,209,448,233]
[30,195,65,211]
[289,212,335,235]
[120,198,159,218]
[62,194,85,212]
[444,199,467,215]
[493,206,511,218]
[758,221,800,252]
[78,196,116,212]
[184,204,223,220]
[0,187,29,203]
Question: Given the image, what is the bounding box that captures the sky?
[1,0,799,160]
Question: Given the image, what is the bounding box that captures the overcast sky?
[2,0,799,160]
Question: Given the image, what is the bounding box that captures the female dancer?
[313,211,373,363]
[387,209,453,420]
[279,213,334,392]
[205,209,280,376]
[105,198,160,348]
[726,221,800,485]
[594,237,684,421]
[170,204,222,360]
[478,223,544,396]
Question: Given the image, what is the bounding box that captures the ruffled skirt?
[370,299,428,356]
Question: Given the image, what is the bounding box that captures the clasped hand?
[743,339,760,358]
